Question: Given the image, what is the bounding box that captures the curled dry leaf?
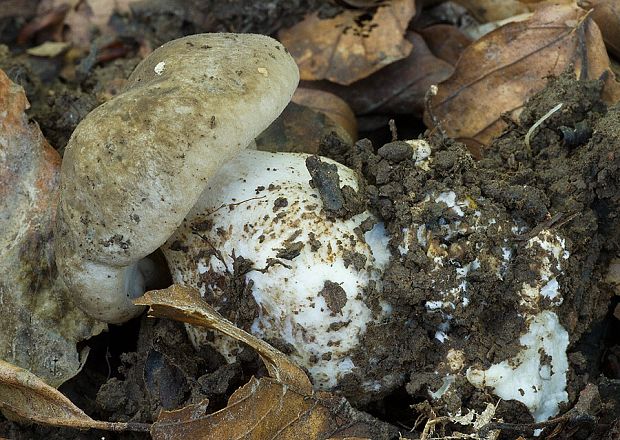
[579,0,620,58]
[136,285,311,393]
[425,4,620,151]
[292,88,358,141]
[453,0,530,22]
[0,0,39,20]
[0,69,105,386]
[418,24,472,66]
[17,3,69,44]
[256,88,357,153]
[152,378,386,440]
[136,285,397,440]
[0,359,149,432]
[278,0,416,85]
[303,32,454,116]
[34,0,136,48]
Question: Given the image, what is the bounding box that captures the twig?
[389,119,398,141]
[514,211,579,241]
[424,85,448,139]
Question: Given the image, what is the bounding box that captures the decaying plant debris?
[0,1,620,439]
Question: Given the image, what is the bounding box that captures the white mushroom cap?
[162,149,392,390]
[55,34,299,323]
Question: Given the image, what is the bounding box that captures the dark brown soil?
[326,71,620,437]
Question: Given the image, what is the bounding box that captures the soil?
[1,2,620,440]
[318,71,620,435]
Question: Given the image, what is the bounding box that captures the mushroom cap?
[162,149,393,392]
[55,33,299,322]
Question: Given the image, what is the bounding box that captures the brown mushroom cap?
[55,33,299,322]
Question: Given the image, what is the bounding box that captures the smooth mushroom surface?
[163,149,392,391]
[55,33,299,323]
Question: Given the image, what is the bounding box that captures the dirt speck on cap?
[319,280,348,315]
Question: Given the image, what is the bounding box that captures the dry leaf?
[579,0,620,58]
[17,3,69,44]
[136,285,312,393]
[425,4,620,150]
[278,0,416,85]
[137,285,397,440]
[454,0,530,22]
[303,32,454,116]
[418,24,472,66]
[292,88,358,141]
[0,69,105,386]
[34,0,135,48]
[0,359,149,432]
[0,0,39,19]
[26,41,70,57]
[152,378,387,440]
[256,87,357,154]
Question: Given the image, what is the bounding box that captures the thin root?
[524,102,563,153]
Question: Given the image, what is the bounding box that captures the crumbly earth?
[320,72,620,430]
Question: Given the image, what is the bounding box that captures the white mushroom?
[162,149,392,390]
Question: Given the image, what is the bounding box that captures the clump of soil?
[95,316,262,424]
[319,71,620,431]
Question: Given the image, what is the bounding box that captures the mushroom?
[54,33,299,323]
[162,149,392,391]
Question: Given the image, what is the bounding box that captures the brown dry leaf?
[579,0,620,58]
[0,69,105,386]
[35,0,135,48]
[0,359,149,432]
[0,0,39,19]
[278,0,416,85]
[292,88,358,141]
[425,4,620,150]
[418,24,472,66]
[454,0,530,21]
[137,285,312,393]
[152,378,383,440]
[17,3,69,44]
[303,32,454,116]
[256,93,356,154]
[137,285,397,440]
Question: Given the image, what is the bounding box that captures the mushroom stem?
[56,253,154,323]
